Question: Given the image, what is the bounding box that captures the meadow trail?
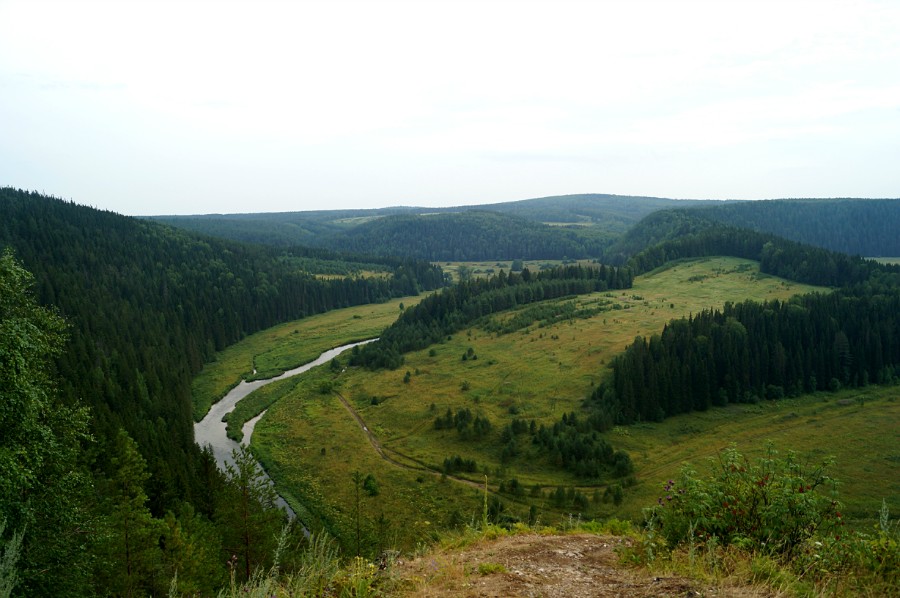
[333,390,491,493]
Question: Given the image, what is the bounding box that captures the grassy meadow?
[253,366,487,554]
[333,258,824,485]
[611,385,900,527]
[191,295,424,420]
[243,257,886,549]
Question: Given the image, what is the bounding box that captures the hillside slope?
[0,187,444,513]
[607,198,900,262]
[317,211,608,260]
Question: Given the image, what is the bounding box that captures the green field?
[242,257,886,549]
[613,386,900,527]
[253,367,486,554]
[191,295,425,420]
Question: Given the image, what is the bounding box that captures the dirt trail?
[334,391,489,492]
[394,533,770,598]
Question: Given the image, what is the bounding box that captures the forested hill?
[692,198,900,257]
[444,193,704,225]
[316,211,609,260]
[151,206,418,247]
[153,196,900,262]
[605,198,900,262]
[150,194,700,255]
[0,188,444,515]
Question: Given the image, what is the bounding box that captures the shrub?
[649,444,841,557]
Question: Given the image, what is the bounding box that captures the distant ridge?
[151,194,900,261]
[149,194,704,257]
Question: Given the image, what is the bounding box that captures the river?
[193,339,377,516]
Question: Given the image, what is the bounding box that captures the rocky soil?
[394,533,772,597]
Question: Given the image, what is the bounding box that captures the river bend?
[193,339,376,515]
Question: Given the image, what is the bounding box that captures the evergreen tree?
[96,429,165,597]
[216,446,284,581]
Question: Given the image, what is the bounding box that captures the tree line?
[350,263,633,369]
[595,281,900,425]
[589,226,900,428]
[624,219,879,287]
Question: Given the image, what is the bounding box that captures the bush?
[627,446,900,594]
[649,444,841,557]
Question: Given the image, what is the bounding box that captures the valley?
[193,257,848,552]
[5,188,900,596]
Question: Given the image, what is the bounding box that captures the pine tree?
[216,446,283,581]
[97,429,164,597]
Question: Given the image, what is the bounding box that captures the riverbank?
[193,340,377,516]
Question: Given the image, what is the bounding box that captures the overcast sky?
[2,0,899,215]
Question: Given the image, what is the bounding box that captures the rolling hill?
[151,195,900,263]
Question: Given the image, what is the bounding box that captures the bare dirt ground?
[393,533,772,598]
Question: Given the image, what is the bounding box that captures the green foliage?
[95,429,166,597]
[0,248,68,504]
[216,446,285,582]
[0,520,23,598]
[618,208,892,288]
[649,445,841,557]
[481,298,606,335]
[607,199,900,267]
[532,412,633,480]
[154,194,694,259]
[0,249,96,596]
[306,211,610,261]
[692,198,900,257]
[160,505,225,595]
[443,456,478,475]
[477,561,507,575]
[281,532,341,597]
[362,474,379,497]
[598,277,900,425]
[624,446,900,595]
[433,408,492,439]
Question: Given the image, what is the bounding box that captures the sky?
[1,0,899,216]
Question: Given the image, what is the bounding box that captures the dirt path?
[394,533,769,598]
[334,391,488,492]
